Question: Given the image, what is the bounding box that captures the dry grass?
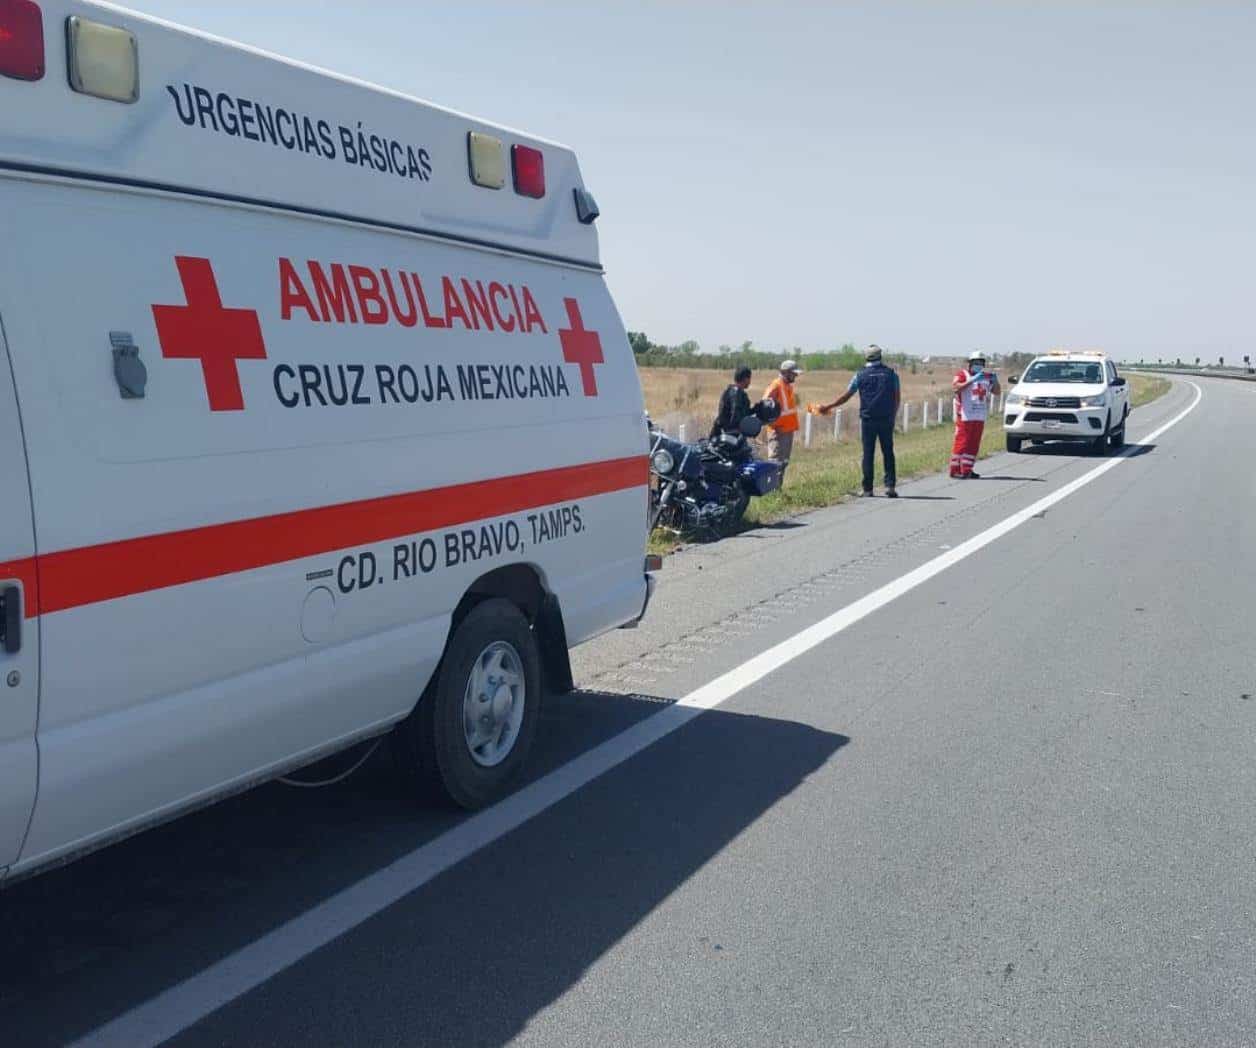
[1131,374,1170,407]
[640,366,957,447]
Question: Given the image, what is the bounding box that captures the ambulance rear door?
[0,309,38,870]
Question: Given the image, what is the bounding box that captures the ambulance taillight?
[511,145,545,198]
[0,0,45,82]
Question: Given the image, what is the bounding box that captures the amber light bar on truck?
[0,0,45,81]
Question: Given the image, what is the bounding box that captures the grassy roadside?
[1130,374,1170,408]
[648,372,1170,554]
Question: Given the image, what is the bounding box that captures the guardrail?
[1125,366,1256,383]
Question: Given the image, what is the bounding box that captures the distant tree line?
[627,332,1041,375]
[626,333,899,372]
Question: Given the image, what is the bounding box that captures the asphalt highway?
[3,376,1253,1047]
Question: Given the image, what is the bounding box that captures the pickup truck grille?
[1024,411,1079,423]
[1025,396,1082,409]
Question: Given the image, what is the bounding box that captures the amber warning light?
[0,0,45,81]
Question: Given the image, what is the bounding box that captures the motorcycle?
[648,401,785,537]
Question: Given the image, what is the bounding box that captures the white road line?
[78,383,1203,1048]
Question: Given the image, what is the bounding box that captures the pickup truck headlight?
[650,448,675,475]
[1005,392,1025,406]
[1080,393,1107,407]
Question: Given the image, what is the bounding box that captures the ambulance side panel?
[0,175,646,872]
[0,298,40,871]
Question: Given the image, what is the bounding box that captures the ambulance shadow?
[4,692,847,1048]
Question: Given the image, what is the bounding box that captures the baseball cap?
[780,359,802,374]
[866,344,883,362]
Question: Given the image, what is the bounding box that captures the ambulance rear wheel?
[394,598,540,810]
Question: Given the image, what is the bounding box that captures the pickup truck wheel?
[392,598,540,810]
[1005,435,1022,453]
[1109,422,1126,450]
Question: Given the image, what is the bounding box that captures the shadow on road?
[0,691,847,1047]
[1017,442,1157,460]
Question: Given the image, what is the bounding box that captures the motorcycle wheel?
[648,486,664,531]
[648,486,683,534]
[715,493,751,537]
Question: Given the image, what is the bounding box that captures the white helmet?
[968,350,986,363]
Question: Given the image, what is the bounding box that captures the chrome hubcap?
[462,641,525,768]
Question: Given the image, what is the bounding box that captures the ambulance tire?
[394,598,541,810]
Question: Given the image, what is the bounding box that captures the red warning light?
[0,0,45,82]
[511,145,546,199]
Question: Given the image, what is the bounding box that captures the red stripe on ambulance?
[32,456,646,618]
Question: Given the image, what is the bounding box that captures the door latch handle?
[0,585,20,655]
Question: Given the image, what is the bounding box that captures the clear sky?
[122,1,1253,363]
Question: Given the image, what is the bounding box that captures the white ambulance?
[0,0,653,881]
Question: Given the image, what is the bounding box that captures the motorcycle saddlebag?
[741,460,784,496]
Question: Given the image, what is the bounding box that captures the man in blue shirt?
[819,345,901,498]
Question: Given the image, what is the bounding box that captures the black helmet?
[753,396,782,424]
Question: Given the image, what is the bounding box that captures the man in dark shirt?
[710,365,753,438]
[819,345,901,498]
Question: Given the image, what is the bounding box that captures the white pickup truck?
[1003,352,1131,454]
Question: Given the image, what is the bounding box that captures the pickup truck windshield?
[1022,361,1103,384]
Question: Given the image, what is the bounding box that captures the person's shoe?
[949,471,962,479]
[967,470,981,479]
[885,487,898,498]
[859,489,874,497]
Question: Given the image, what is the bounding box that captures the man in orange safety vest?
[763,359,802,473]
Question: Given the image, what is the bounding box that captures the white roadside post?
[834,409,842,440]
[938,397,945,425]
[678,423,687,443]
[923,399,930,428]
[901,401,909,433]
[804,411,813,449]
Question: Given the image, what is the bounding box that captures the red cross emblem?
[973,382,987,400]
[558,298,604,397]
[152,257,268,412]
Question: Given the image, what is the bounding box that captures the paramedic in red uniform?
[950,350,1000,478]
